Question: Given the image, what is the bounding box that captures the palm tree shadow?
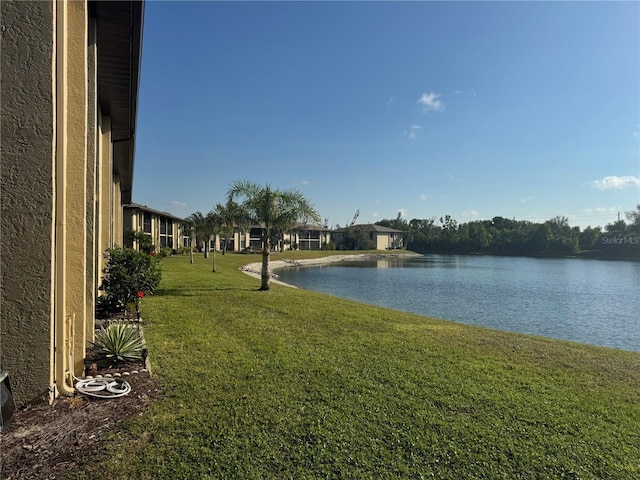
[154,286,256,296]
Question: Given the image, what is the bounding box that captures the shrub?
[91,321,143,364]
[98,247,162,313]
[322,241,336,250]
[159,247,173,257]
[95,294,122,318]
[126,230,156,254]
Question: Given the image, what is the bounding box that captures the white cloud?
[634,124,640,137]
[388,96,397,105]
[462,209,480,219]
[405,124,421,140]
[520,196,533,203]
[371,212,379,219]
[584,207,616,214]
[417,92,444,112]
[171,200,188,209]
[300,180,310,186]
[398,208,407,219]
[419,194,427,201]
[454,89,462,95]
[591,176,640,190]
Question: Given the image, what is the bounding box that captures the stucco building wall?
[0,0,56,405]
[1,0,144,407]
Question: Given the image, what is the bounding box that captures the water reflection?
[277,255,640,352]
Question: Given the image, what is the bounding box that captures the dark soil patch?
[0,373,160,479]
[2,311,158,479]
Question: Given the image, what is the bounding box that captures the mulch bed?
[0,373,160,480]
[1,312,161,479]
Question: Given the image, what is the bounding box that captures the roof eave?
[92,0,144,204]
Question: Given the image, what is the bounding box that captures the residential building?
[287,223,332,250]
[206,223,332,252]
[124,203,186,251]
[1,0,144,407]
[332,224,404,250]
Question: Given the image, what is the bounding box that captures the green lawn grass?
[71,251,640,479]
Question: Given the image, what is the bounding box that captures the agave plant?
[92,321,143,364]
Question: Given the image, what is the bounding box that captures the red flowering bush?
[97,247,161,315]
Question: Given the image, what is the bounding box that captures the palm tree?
[181,220,196,264]
[214,199,245,255]
[186,211,217,259]
[233,202,253,252]
[185,212,205,256]
[206,208,225,272]
[228,180,320,290]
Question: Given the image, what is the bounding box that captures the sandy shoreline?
[240,253,419,288]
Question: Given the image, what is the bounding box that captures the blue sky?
[133,1,639,229]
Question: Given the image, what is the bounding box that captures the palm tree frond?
[225,179,320,290]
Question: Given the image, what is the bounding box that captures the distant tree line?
[376,205,640,260]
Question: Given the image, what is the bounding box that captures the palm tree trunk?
[190,235,194,264]
[260,237,270,290]
[212,235,217,272]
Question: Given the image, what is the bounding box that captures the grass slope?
[71,252,640,479]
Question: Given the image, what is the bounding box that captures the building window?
[249,228,263,249]
[220,235,234,251]
[159,217,173,249]
[143,212,151,233]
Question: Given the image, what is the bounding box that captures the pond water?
[276,255,640,352]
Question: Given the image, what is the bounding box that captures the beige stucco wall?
[234,230,249,251]
[151,215,158,247]
[113,175,123,247]
[86,17,98,342]
[2,0,140,407]
[123,209,135,247]
[375,232,403,250]
[64,0,89,376]
[173,222,183,249]
[0,0,56,405]
[97,114,113,274]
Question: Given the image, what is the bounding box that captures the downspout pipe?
[53,0,75,398]
[54,315,75,397]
